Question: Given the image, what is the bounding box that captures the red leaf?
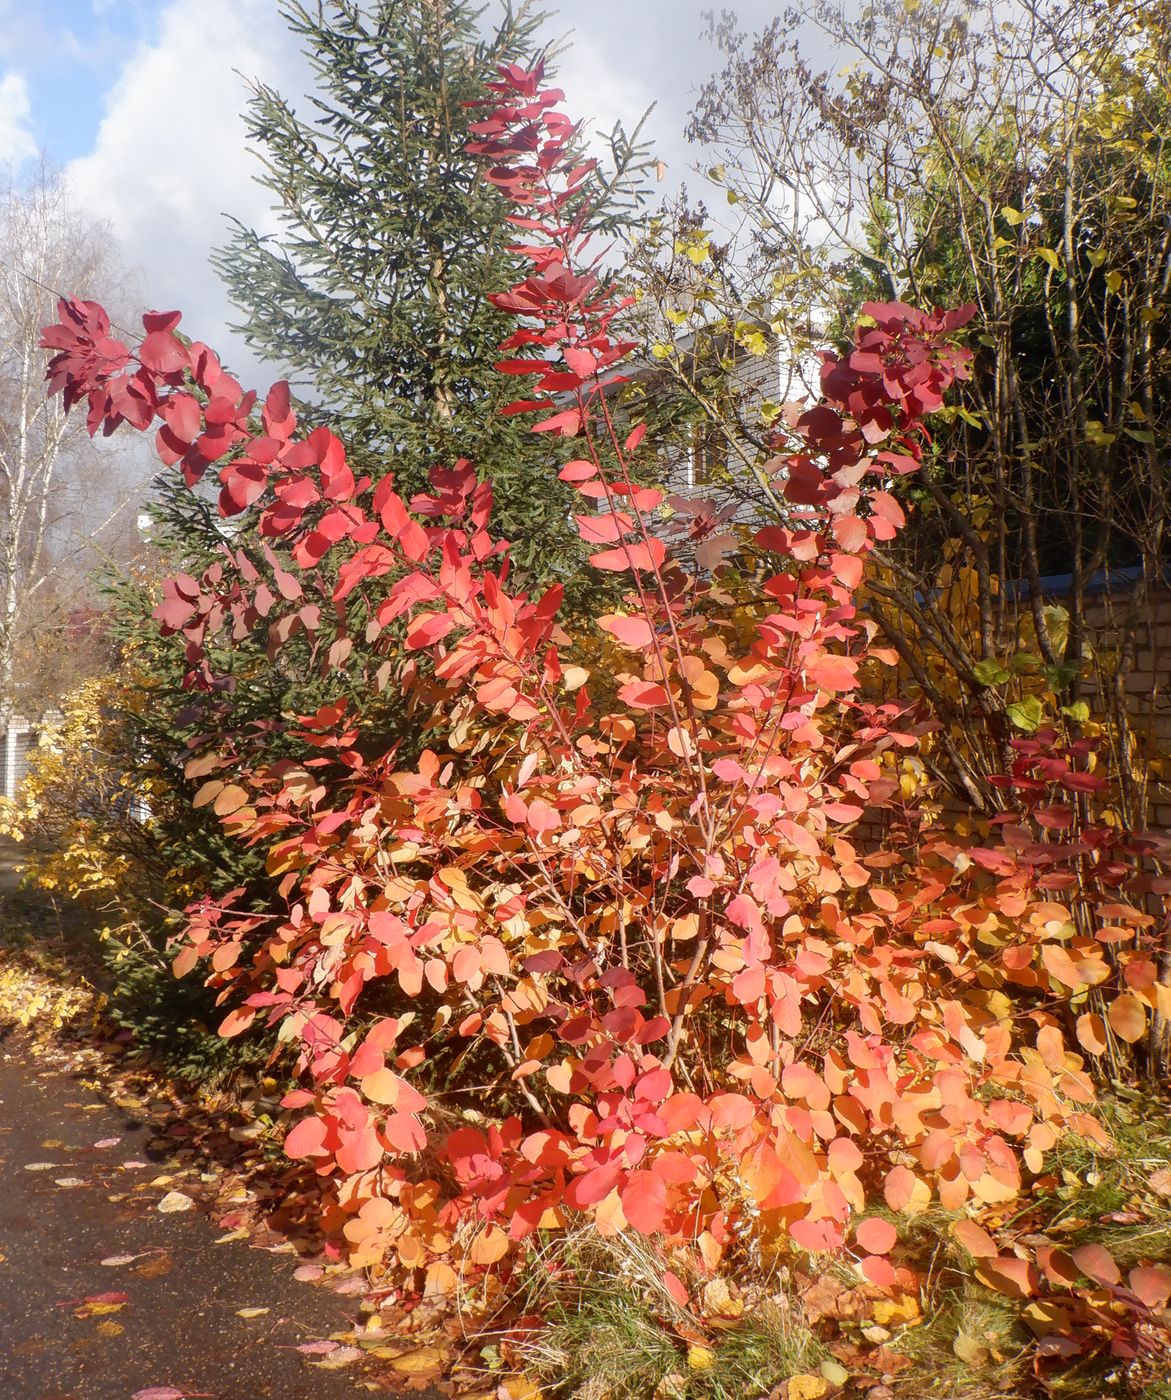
[789,1217,843,1252]
[599,614,654,648]
[705,1093,755,1130]
[883,1166,919,1211]
[620,1170,667,1233]
[1129,1264,1171,1309]
[285,1115,329,1159]
[570,1163,624,1207]
[832,514,869,552]
[576,511,632,545]
[618,681,669,709]
[139,330,189,375]
[564,347,596,379]
[589,539,665,572]
[860,1255,898,1286]
[382,1113,427,1154]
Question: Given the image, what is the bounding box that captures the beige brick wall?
[1080,586,1171,827]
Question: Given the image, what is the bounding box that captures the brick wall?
[1079,585,1171,827]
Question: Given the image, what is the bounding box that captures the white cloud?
[62,0,806,393]
[0,70,36,166]
[65,0,306,389]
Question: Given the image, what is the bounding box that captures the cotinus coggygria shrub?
[42,63,1171,1359]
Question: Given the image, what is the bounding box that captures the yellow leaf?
[687,1345,715,1372]
[873,1294,922,1327]
[236,1307,270,1319]
[387,1347,446,1375]
[1108,993,1146,1043]
[788,1377,829,1400]
[1000,205,1026,226]
[1034,247,1061,272]
[96,1320,124,1337]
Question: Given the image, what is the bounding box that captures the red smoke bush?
[42,63,1171,1357]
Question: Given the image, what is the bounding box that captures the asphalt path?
[0,1040,375,1400]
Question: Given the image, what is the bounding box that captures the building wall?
[0,716,34,800]
[1080,585,1171,827]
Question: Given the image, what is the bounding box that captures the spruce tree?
[96,0,652,964]
[213,0,649,585]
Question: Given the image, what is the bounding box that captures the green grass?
[527,1292,828,1400]
[503,1230,826,1400]
[1037,1087,1171,1268]
[892,1290,1029,1399]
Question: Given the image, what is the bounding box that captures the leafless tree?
[667,0,1171,821]
[0,162,147,715]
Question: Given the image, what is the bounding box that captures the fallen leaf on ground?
[701,1276,743,1318]
[100,1254,140,1267]
[501,1379,542,1399]
[135,1254,174,1279]
[236,1307,270,1319]
[872,1295,921,1327]
[311,1344,363,1368]
[788,1378,829,1400]
[96,1320,124,1337]
[157,1190,194,1213]
[386,1347,445,1374]
[54,1177,85,1188]
[820,1360,850,1386]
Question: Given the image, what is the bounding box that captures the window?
[689,425,722,489]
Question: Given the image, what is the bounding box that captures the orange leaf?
[855,1218,897,1254]
[952,1218,998,1259]
[1075,1012,1108,1055]
[975,1256,1040,1298]
[1107,994,1146,1043]
[468,1225,509,1266]
[1072,1243,1120,1286]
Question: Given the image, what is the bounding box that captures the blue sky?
[0,0,791,383]
[0,1,156,163]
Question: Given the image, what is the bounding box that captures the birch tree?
[0,164,140,714]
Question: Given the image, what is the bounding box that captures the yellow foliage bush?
[0,667,189,935]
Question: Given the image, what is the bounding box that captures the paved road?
[0,1040,375,1400]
